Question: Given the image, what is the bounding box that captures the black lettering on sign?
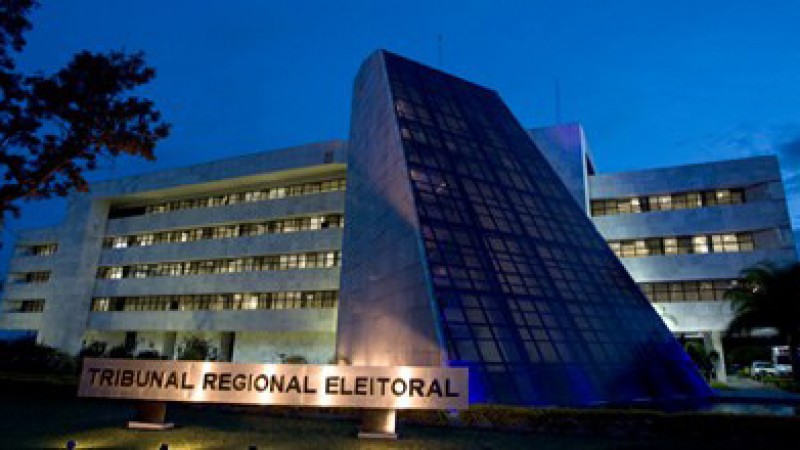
[409,378,424,397]
[376,377,390,395]
[427,379,442,397]
[254,374,268,392]
[120,370,134,387]
[218,373,232,391]
[270,375,284,393]
[88,368,101,385]
[233,374,247,391]
[391,378,407,396]
[181,372,195,389]
[325,376,338,394]
[354,377,368,396]
[165,372,179,389]
[203,373,217,390]
[446,378,460,397]
[340,377,353,395]
[101,369,114,386]
[303,376,317,394]
[151,371,163,388]
[286,376,302,393]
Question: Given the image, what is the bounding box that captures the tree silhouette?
[725,262,800,382]
[0,1,169,217]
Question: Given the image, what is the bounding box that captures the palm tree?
[725,262,800,382]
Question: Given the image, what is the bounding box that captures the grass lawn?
[0,372,790,449]
[0,394,772,450]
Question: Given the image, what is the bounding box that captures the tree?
[725,262,800,382]
[0,1,169,217]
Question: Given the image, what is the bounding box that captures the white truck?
[771,346,794,377]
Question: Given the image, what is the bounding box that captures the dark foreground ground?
[0,396,792,450]
[0,373,795,449]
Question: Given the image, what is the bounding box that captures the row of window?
[3,299,45,313]
[96,251,341,279]
[609,233,755,258]
[591,188,745,217]
[103,214,344,249]
[91,290,339,312]
[142,178,346,216]
[9,271,51,284]
[14,244,58,257]
[639,279,738,303]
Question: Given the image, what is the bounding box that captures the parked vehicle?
[751,361,778,379]
[771,346,794,377]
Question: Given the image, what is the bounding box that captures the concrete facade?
[587,156,796,381]
[2,140,346,364]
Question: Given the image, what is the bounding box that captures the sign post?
[78,359,468,438]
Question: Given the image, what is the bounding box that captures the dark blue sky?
[4,0,800,269]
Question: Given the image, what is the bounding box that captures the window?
[711,233,754,253]
[592,187,748,217]
[691,236,709,254]
[4,299,45,313]
[30,244,58,256]
[18,271,50,283]
[90,291,339,312]
[97,251,342,280]
[639,279,738,303]
[102,214,344,249]
[611,232,756,258]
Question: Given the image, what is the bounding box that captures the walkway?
[716,375,800,401]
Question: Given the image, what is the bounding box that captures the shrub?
[0,340,76,373]
[398,409,450,427]
[78,341,107,359]
[136,350,162,360]
[281,355,307,364]
[177,336,211,361]
[106,344,133,359]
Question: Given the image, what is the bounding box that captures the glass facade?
[380,51,708,405]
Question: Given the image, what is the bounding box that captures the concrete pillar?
[128,401,174,430]
[703,331,727,383]
[220,332,235,362]
[358,409,397,439]
[163,332,176,360]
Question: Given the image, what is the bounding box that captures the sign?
[78,358,469,410]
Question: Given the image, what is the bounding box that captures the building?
[526,124,797,382]
[0,50,719,406]
[1,141,347,362]
[588,155,797,381]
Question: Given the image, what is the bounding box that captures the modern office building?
[1,142,347,362]
[336,51,707,405]
[588,156,797,381]
[526,124,797,382]
[2,50,758,406]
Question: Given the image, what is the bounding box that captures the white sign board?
[78,358,469,410]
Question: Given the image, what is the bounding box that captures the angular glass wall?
[339,50,711,406]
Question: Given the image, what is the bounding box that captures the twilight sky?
[3,0,800,270]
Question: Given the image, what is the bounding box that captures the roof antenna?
[437,34,444,67]
[554,78,562,124]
